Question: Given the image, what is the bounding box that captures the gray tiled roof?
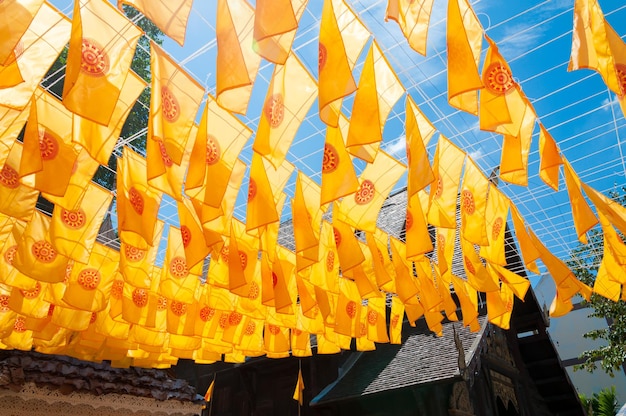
[312,316,486,405]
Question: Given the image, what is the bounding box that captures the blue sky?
[49,0,626,278]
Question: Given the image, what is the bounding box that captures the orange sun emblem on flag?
[322,143,339,173]
[326,251,335,272]
[205,135,221,165]
[0,295,10,312]
[367,309,378,325]
[0,165,19,189]
[80,38,109,77]
[39,131,59,161]
[264,93,285,128]
[111,280,124,299]
[61,208,86,229]
[170,300,187,316]
[128,187,144,215]
[78,268,101,290]
[272,271,278,287]
[492,217,503,240]
[616,64,626,97]
[132,288,148,308]
[464,256,476,275]
[14,316,26,333]
[248,178,257,201]
[346,301,357,318]
[355,179,375,205]
[20,282,41,299]
[124,244,145,263]
[485,62,515,95]
[157,296,168,311]
[180,225,192,248]
[4,245,16,265]
[433,177,443,199]
[169,256,189,278]
[244,321,256,335]
[157,140,173,167]
[239,251,248,270]
[229,311,242,326]
[461,190,475,215]
[199,306,215,322]
[161,86,180,122]
[268,324,281,335]
[248,281,259,300]
[333,227,341,247]
[32,241,57,263]
[405,210,413,231]
[318,43,327,71]
[390,314,399,328]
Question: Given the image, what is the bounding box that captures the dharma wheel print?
[61,208,86,229]
[346,300,357,318]
[318,43,327,71]
[132,288,148,308]
[248,178,257,201]
[78,268,101,290]
[20,282,41,299]
[461,190,475,215]
[31,241,57,263]
[4,245,16,265]
[485,62,515,94]
[39,131,59,161]
[268,324,281,335]
[333,227,341,247]
[360,323,367,337]
[322,143,339,173]
[248,281,259,300]
[157,296,168,311]
[244,321,256,335]
[220,245,230,263]
[0,165,19,189]
[124,245,145,262]
[355,179,375,205]
[81,38,109,77]
[228,311,242,326]
[205,135,220,165]
[239,250,248,270]
[199,306,215,322]
[161,86,180,122]
[293,328,302,336]
[128,187,144,215]
[111,280,124,300]
[219,312,229,328]
[405,210,413,231]
[433,177,443,199]
[0,295,10,312]
[14,316,26,333]
[271,272,278,287]
[157,140,173,167]
[367,309,378,325]
[170,300,187,316]
[492,217,503,240]
[180,225,192,248]
[390,314,399,329]
[326,251,335,272]
[169,256,189,278]
[264,93,285,128]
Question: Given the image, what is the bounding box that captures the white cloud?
[383,136,407,159]
[469,148,484,161]
[602,95,621,111]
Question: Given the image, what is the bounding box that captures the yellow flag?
[204,379,215,402]
[428,135,465,229]
[331,213,365,274]
[405,96,436,196]
[0,3,70,110]
[63,0,141,125]
[597,211,626,267]
[21,89,79,197]
[337,150,406,233]
[62,243,119,312]
[487,282,514,330]
[461,236,499,292]
[149,41,204,165]
[479,186,510,266]
[0,39,25,89]
[500,103,536,186]
[366,295,390,343]
[318,0,369,127]
[510,205,540,274]
[335,277,361,338]
[346,40,404,162]
[177,197,215,268]
[228,219,260,297]
[605,22,626,118]
[159,226,203,304]
[253,0,307,64]
[72,71,146,165]
[118,0,193,46]
[538,124,562,192]
[215,0,261,114]
[120,221,163,289]
[460,158,489,246]
[247,151,280,231]
[309,220,340,294]
[117,147,163,247]
[388,295,404,344]
[594,242,622,302]
[451,275,479,330]
[49,182,113,263]
[0,142,38,221]
[320,125,359,205]
[488,263,530,301]
[562,157,598,244]
[292,172,322,268]
[435,226,455,277]
[253,52,317,167]
[583,182,626,237]
[0,105,30,167]
[479,36,527,136]
[389,237,419,303]
[568,0,622,96]
[292,367,305,405]
[365,228,395,290]
[44,149,100,212]
[186,95,251,208]
[0,0,44,64]
[385,0,434,56]
[446,0,483,115]
[405,190,432,260]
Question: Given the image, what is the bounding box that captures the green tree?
[579,386,620,416]
[41,5,164,191]
[567,189,626,376]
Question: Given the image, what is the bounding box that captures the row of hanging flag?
[0,0,624,368]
